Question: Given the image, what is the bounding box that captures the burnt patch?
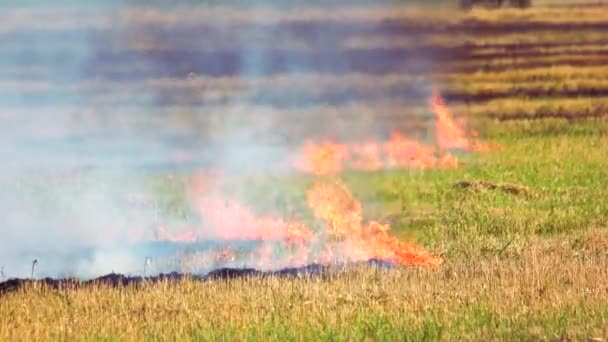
[0,259,393,296]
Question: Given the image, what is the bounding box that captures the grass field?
[2,2,608,341]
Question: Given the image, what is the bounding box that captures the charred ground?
[0,259,393,296]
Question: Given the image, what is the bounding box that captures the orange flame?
[161,172,441,268]
[306,178,442,267]
[295,140,349,175]
[151,89,500,269]
[431,89,471,151]
[383,132,439,169]
[294,88,496,175]
[350,140,383,171]
[185,170,315,247]
[190,196,313,242]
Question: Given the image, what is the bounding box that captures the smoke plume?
[0,1,450,278]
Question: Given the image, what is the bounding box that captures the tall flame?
[295,140,349,175]
[158,171,441,269]
[306,178,442,267]
[294,88,495,175]
[187,170,314,243]
[150,89,498,270]
[431,89,471,151]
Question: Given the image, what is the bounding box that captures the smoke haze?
[0,2,454,278]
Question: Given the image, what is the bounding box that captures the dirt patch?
[454,180,531,196]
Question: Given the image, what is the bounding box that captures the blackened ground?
[0,259,394,296]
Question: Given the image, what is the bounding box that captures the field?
[2,2,608,341]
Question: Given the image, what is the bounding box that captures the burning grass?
[294,90,494,176]
[163,173,442,270]
[2,122,608,340]
[129,90,486,272]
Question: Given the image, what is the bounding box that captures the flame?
[294,88,497,175]
[431,89,471,151]
[294,140,349,175]
[184,170,315,245]
[150,89,499,270]
[383,132,438,169]
[350,140,383,171]
[306,178,442,267]
[190,196,313,242]
[161,172,441,268]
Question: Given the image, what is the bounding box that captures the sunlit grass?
[2,233,607,340]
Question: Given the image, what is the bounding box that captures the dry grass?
[430,29,608,47]
[458,96,608,120]
[448,79,608,96]
[451,53,608,70]
[1,233,607,340]
[445,65,608,83]
[467,6,608,23]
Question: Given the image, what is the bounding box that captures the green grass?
[183,123,607,247]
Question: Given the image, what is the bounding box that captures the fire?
[295,140,349,175]
[185,169,315,246]
[294,88,496,175]
[431,89,471,151]
[383,132,439,169]
[306,178,442,267]
[150,90,498,270]
[160,172,441,268]
[191,195,314,242]
[350,140,383,171]
[306,178,363,238]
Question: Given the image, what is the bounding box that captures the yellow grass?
[445,65,608,83]
[467,7,608,24]
[2,233,608,340]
